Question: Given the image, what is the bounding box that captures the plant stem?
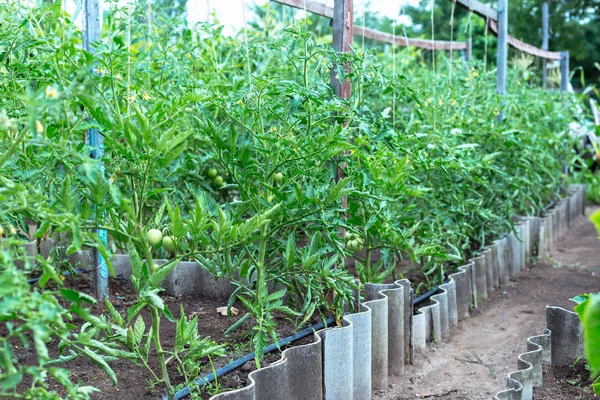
[365,232,371,282]
[254,224,269,369]
[151,306,173,398]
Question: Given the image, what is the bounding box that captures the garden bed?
[12,275,319,400]
[10,185,585,400]
[533,361,596,400]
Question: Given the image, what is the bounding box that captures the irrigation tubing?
[27,267,88,285]
[166,316,337,400]
[167,283,448,400]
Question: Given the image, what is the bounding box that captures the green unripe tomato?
[162,236,176,252]
[345,232,355,240]
[207,168,218,178]
[146,229,163,246]
[273,172,283,183]
[347,239,363,252]
[213,175,224,187]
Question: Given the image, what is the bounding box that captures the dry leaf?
[216,306,239,316]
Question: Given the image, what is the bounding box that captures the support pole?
[560,50,570,92]
[331,0,353,99]
[496,0,508,121]
[466,37,472,62]
[541,2,549,89]
[84,0,109,300]
[331,0,353,233]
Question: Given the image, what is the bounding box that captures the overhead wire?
[241,0,253,90]
[431,0,437,134]
[449,0,456,85]
[127,0,132,117]
[484,17,489,71]
[392,3,397,131]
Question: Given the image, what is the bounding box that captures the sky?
[61,0,419,34]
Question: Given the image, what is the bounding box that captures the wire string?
[392,8,396,130]
[431,0,437,134]
[241,0,252,90]
[146,0,151,87]
[303,0,307,26]
[449,0,455,85]
[484,17,489,72]
[127,0,132,117]
[362,1,366,51]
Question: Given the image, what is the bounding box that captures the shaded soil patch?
[13,273,321,400]
[533,360,596,400]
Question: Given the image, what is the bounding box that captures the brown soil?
[533,360,596,400]
[376,207,600,400]
[13,273,319,400]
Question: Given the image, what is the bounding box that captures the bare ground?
[376,207,600,400]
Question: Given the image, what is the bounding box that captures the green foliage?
[0,244,117,399]
[573,293,600,394]
[0,0,591,397]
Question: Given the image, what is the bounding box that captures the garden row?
[0,1,590,399]
[205,185,588,400]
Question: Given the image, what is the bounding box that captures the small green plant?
[0,244,121,399]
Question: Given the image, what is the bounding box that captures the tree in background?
[369,0,598,87]
[508,0,599,85]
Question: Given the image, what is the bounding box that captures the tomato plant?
[0,0,592,398]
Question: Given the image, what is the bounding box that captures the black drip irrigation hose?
[166,317,336,400]
[412,282,446,306]
[543,183,563,212]
[168,283,449,400]
[27,267,88,285]
[543,172,567,213]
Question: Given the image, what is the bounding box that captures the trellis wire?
[464,1,474,67]
[361,0,366,50]
[483,17,489,71]
[241,0,253,90]
[400,6,409,77]
[449,0,455,85]
[392,6,396,131]
[303,0,308,26]
[431,0,437,134]
[146,0,152,88]
[127,0,132,117]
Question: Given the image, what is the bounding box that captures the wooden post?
[331,0,353,237]
[496,0,508,121]
[465,37,472,62]
[84,0,109,300]
[560,50,570,92]
[541,2,549,89]
[331,0,353,99]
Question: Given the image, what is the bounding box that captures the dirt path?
[377,207,600,400]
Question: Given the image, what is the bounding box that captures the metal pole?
[560,50,570,92]
[496,0,508,121]
[331,0,353,99]
[541,2,549,89]
[84,0,109,300]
